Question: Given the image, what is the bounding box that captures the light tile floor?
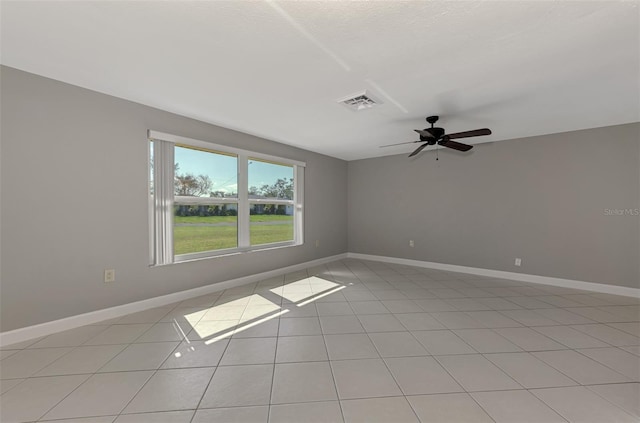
[1,259,639,422]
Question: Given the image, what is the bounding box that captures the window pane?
[250,203,294,246]
[175,145,237,198]
[174,204,238,255]
[248,159,294,200]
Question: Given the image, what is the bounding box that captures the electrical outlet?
[515,258,522,267]
[104,269,116,283]
[409,240,414,247]
[315,239,320,248]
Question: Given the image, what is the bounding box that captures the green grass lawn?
[174,225,238,255]
[175,215,293,224]
[250,224,294,246]
[174,217,294,255]
[175,215,237,224]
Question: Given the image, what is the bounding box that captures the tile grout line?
[324,264,350,423]
[358,261,432,423]
[107,295,225,423]
[183,279,270,423]
[265,267,296,423]
[31,371,93,422]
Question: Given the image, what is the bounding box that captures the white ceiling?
[2,1,638,160]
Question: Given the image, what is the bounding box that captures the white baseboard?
[347,253,640,298]
[3,251,637,347]
[0,253,347,347]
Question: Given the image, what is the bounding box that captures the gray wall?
[348,123,640,288]
[0,66,348,331]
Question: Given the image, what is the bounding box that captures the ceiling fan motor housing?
[424,127,445,140]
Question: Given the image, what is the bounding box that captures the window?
[248,159,295,246]
[173,146,239,256]
[149,131,304,265]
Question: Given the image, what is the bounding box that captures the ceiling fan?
[381,116,492,157]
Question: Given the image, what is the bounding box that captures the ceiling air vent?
[338,90,383,111]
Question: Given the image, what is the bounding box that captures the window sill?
[150,241,301,267]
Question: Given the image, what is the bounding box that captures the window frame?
[148,130,305,266]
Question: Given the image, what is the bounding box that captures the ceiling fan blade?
[439,139,473,152]
[409,143,429,157]
[379,140,420,148]
[414,129,436,138]
[446,128,491,139]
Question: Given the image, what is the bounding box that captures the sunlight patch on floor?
[297,285,346,307]
[204,309,290,345]
[177,277,345,345]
